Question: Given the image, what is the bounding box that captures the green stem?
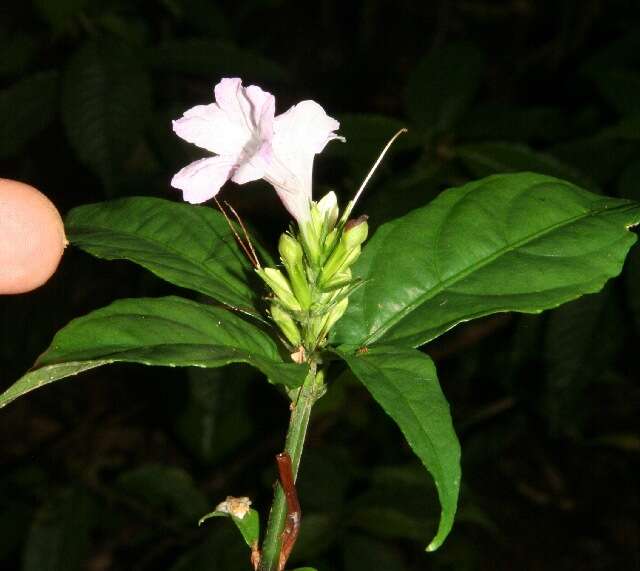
[259,362,321,571]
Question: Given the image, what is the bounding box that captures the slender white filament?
[351,127,408,210]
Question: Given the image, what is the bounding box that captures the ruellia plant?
[2,77,639,571]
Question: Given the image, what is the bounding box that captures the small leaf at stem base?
[199,506,260,549]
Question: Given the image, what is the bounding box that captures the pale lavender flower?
[171,77,343,223]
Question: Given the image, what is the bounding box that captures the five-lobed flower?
[171,77,344,224]
[171,78,380,356]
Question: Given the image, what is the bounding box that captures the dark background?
[1,1,639,569]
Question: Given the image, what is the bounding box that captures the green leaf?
[581,27,640,75]
[550,136,638,186]
[0,71,58,158]
[406,43,485,135]
[23,488,95,571]
[455,142,594,190]
[65,197,265,317]
[152,39,288,82]
[458,104,568,143]
[589,69,640,116]
[289,512,337,562]
[117,464,209,523]
[199,508,260,548]
[598,114,640,141]
[169,525,247,571]
[336,345,460,551]
[61,40,152,191]
[332,173,640,348]
[342,534,408,571]
[0,296,306,409]
[619,161,640,332]
[175,367,253,464]
[174,0,229,36]
[0,467,45,560]
[542,287,619,434]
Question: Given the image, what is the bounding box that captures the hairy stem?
[259,363,321,571]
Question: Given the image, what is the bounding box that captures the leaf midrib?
[362,202,635,345]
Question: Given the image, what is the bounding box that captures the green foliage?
[169,526,248,571]
[199,507,260,548]
[342,534,408,571]
[153,39,289,82]
[542,286,620,435]
[333,173,640,348]
[458,105,568,143]
[455,142,594,189]
[0,72,58,158]
[406,43,485,136]
[175,367,254,464]
[117,464,209,523]
[0,296,306,409]
[2,3,640,569]
[336,345,460,551]
[66,197,267,316]
[61,40,152,192]
[23,488,95,571]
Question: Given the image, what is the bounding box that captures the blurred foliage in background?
[1,0,639,569]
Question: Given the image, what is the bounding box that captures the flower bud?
[308,314,327,344]
[256,267,301,311]
[299,220,322,266]
[278,233,304,267]
[343,215,368,250]
[319,241,348,286]
[270,303,302,346]
[279,233,311,309]
[323,297,349,334]
[319,216,368,286]
[322,227,339,259]
[320,267,352,291]
[316,191,339,230]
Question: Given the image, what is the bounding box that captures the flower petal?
[172,104,247,156]
[265,101,344,222]
[170,156,235,204]
[231,141,272,185]
[274,100,343,155]
[215,79,275,138]
[172,78,275,157]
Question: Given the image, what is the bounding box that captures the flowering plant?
[2,78,639,571]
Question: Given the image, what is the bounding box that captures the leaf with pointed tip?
[336,345,460,551]
[0,296,306,409]
[332,173,640,348]
[0,71,58,158]
[61,40,151,191]
[406,42,485,135]
[199,508,260,548]
[152,39,288,82]
[23,488,95,571]
[66,197,268,318]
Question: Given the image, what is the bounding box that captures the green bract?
[258,192,367,354]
